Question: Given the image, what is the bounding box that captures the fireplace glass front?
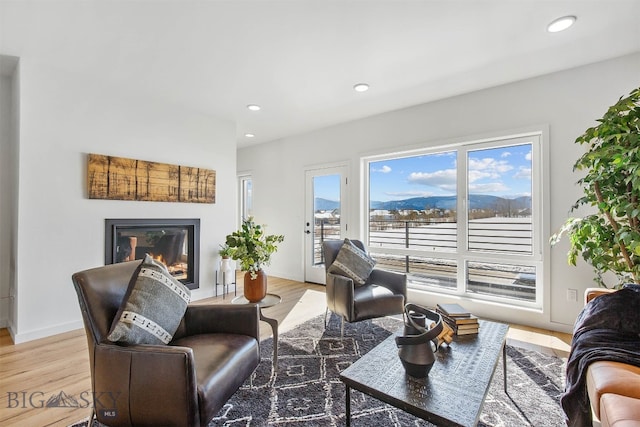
[105,218,200,289]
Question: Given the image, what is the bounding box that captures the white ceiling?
[1,1,639,148]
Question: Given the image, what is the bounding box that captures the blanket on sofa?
[561,284,640,426]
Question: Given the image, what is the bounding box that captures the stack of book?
[436,303,479,336]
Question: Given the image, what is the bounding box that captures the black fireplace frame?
[105,218,200,289]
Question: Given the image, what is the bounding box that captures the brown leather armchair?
[72,260,261,426]
[322,239,406,337]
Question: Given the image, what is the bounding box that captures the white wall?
[238,52,640,334]
[10,59,236,343]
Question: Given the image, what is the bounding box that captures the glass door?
[304,165,348,284]
[238,175,252,222]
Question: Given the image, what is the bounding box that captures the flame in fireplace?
[152,253,167,266]
[150,253,187,280]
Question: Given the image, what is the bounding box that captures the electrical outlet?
[566,288,578,302]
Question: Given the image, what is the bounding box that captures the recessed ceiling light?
[547,16,576,33]
[353,83,370,93]
[245,133,255,138]
[247,104,261,111]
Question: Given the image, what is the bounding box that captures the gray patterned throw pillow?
[107,254,191,345]
[327,238,376,285]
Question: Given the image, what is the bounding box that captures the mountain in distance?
[315,198,340,211]
[370,195,531,211]
[316,195,531,212]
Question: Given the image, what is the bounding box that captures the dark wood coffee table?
[340,319,509,427]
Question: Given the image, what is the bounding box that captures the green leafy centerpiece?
[225,217,284,302]
[551,86,640,288]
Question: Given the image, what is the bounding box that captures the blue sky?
[371,144,532,201]
[314,143,532,202]
[313,174,341,200]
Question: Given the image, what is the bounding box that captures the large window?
[365,133,544,307]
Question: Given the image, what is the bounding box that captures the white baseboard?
[190,287,216,301]
[265,270,302,282]
[11,319,84,344]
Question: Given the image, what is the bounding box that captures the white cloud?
[525,151,532,161]
[469,182,510,193]
[372,165,392,173]
[501,152,511,158]
[408,169,457,192]
[468,157,514,177]
[514,166,531,179]
[468,169,494,183]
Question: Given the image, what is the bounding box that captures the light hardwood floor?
[0,276,572,427]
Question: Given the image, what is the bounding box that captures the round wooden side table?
[231,293,281,368]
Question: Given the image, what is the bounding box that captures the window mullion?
[456,148,468,294]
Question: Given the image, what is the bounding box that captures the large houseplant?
[225,217,284,302]
[551,86,640,288]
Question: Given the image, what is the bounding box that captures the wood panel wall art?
[87,154,215,203]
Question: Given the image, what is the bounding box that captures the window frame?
[362,130,546,309]
[238,174,253,224]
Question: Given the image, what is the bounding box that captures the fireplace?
[105,218,200,289]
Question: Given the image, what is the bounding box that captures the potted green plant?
[225,217,284,302]
[551,86,640,288]
[218,244,234,285]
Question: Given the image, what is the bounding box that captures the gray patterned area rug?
[72,314,567,427]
